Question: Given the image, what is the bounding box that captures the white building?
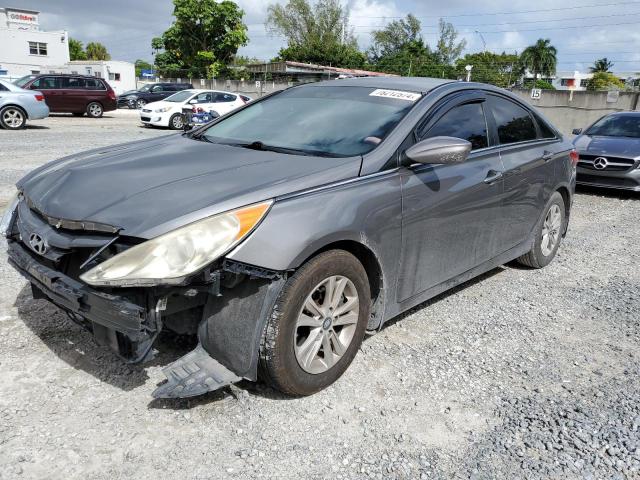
[50,60,136,95]
[0,7,69,79]
[551,71,640,91]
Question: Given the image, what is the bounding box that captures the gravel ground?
[0,112,639,480]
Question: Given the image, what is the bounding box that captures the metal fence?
[137,77,304,98]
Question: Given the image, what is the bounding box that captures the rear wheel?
[86,102,103,118]
[0,106,26,130]
[259,250,370,396]
[516,191,566,268]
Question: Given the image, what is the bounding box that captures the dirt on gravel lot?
[0,111,639,480]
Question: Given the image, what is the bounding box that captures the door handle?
[484,170,503,184]
[542,151,554,161]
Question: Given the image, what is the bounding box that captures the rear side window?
[214,93,237,103]
[85,78,105,90]
[490,96,537,144]
[31,76,58,89]
[61,77,87,89]
[422,102,489,150]
[535,114,556,139]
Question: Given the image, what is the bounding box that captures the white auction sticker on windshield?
[369,89,421,102]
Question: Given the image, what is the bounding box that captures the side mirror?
[188,99,197,104]
[572,128,583,135]
[405,136,472,165]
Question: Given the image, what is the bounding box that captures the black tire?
[0,105,27,130]
[169,113,184,130]
[72,112,84,117]
[259,250,371,396]
[516,191,566,269]
[86,102,103,118]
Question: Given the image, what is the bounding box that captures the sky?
[16,0,640,74]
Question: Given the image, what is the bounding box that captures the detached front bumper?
[7,240,159,363]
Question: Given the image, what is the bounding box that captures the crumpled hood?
[17,135,361,238]
[573,135,640,158]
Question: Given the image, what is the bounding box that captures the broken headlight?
[0,191,20,238]
[80,201,272,287]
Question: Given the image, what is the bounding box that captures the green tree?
[436,19,466,65]
[68,38,87,61]
[586,72,625,91]
[266,0,365,68]
[520,38,557,81]
[134,59,154,77]
[153,0,248,78]
[85,42,111,60]
[590,57,614,73]
[454,52,521,87]
[368,13,422,61]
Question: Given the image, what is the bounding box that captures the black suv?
[117,82,193,109]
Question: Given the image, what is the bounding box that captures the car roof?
[308,76,454,93]
[35,73,103,79]
[606,111,640,117]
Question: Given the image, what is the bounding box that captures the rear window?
[201,86,421,157]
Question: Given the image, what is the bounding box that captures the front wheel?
[516,191,566,268]
[169,113,184,130]
[0,106,26,130]
[86,102,103,118]
[259,250,370,396]
[135,99,147,109]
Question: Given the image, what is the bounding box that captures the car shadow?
[23,124,50,130]
[575,184,639,200]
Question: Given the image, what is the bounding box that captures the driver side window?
[151,85,163,93]
[421,102,489,151]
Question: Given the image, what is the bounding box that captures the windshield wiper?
[233,141,344,158]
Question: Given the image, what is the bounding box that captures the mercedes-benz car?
[2,78,577,399]
[572,111,640,191]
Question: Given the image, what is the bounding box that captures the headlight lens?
[155,107,171,113]
[80,201,272,287]
[0,191,20,237]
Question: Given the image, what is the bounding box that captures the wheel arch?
[1,103,28,119]
[554,184,572,234]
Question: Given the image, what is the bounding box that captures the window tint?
[85,78,105,90]
[151,85,163,92]
[195,92,213,103]
[535,114,556,139]
[423,102,489,150]
[61,77,87,89]
[31,77,58,89]
[491,96,537,144]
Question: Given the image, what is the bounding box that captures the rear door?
[29,76,62,111]
[486,94,560,249]
[59,77,87,112]
[211,92,240,115]
[397,92,507,302]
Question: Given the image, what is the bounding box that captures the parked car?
[140,89,250,129]
[0,79,49,130]
[2,78,577,399]
[572,112,640,191]
[117,82,193,109]
[14,74,116,118]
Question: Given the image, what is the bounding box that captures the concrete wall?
[511,89,640,135]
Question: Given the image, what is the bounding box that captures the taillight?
[569,149,579,167]
[34,95,45,102]
[107,89,116,100]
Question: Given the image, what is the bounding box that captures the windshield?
[586,115,640,138]
[165,90,194,103]
[14,75,36,87]
[199,86,420,157]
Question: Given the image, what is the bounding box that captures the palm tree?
[520,38,557,82]
[590,57,614,73]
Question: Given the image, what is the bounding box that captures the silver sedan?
[0,79,49,130]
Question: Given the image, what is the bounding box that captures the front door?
[397,94,507,302]
[29,76,63,111]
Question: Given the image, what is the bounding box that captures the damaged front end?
[4,195,286,398]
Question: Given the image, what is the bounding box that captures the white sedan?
[140,89,250,129]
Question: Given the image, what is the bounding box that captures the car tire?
[0,106,27,130]
[259,250,370,396]
[86,102,104,118]
[516,191,566,269]
[135,99,146,109]
[169,113,184,130]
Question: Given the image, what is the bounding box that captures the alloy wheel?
[171,114,184,129]
[2,108,25,129]
[136,99,146,109]
[294,275,359,374]
[541,204,562,256]
[88,103,103,117]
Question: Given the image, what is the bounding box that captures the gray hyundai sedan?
[2,78,577,398]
